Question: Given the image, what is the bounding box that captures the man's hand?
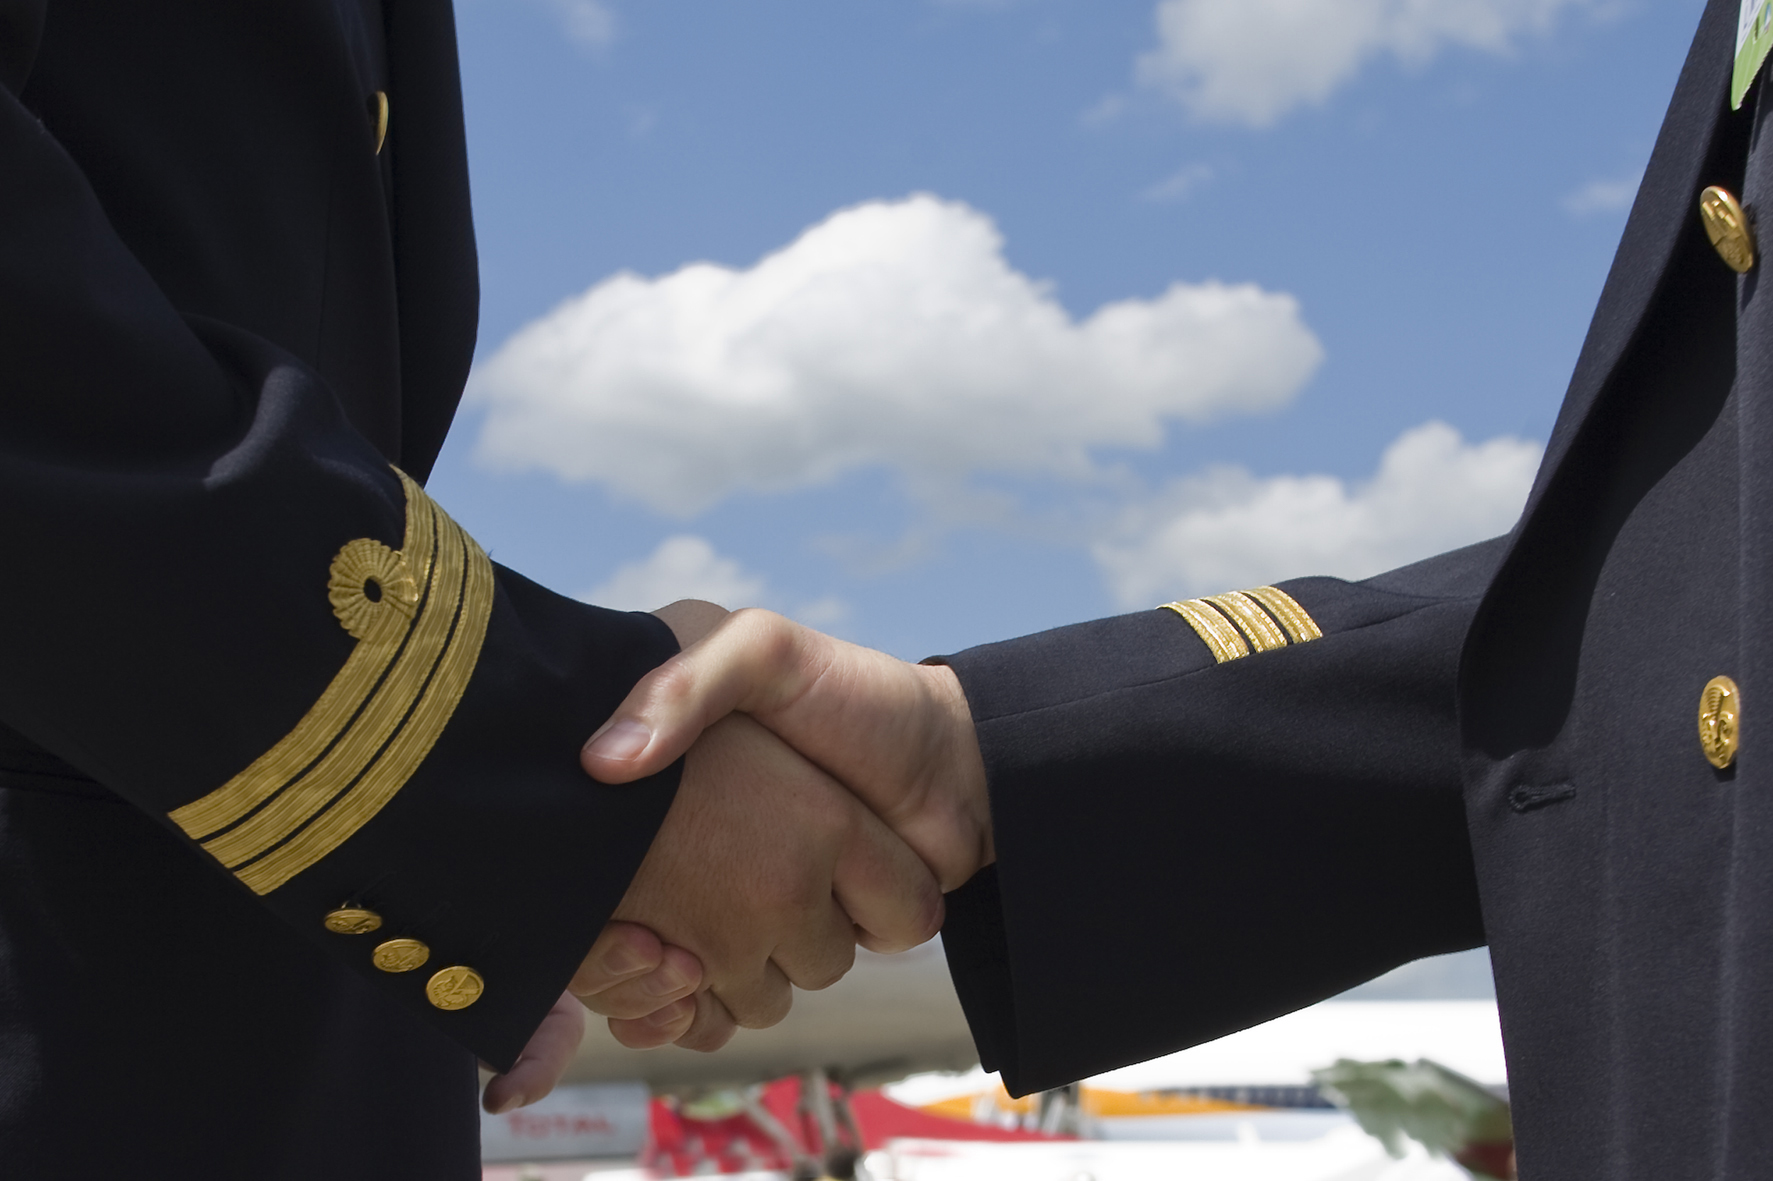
[567,602,950,1049]
[582,608,992,892]
[484,921,705,1112]
[607,710,946,1035]
[570,920,707,1049]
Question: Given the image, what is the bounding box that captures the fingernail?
[645,998,691,1028]
[601,941,649,976]
[642,961,689,997]
[586,718,651,762]
[494,1094,524,1115]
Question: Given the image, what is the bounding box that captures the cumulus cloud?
[1137,0,1595,126]
[1095,421,1540,606]
[588,536,852,625]
[586,536,768,612]
[468,195,1323,516]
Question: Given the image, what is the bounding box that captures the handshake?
[484,601,994,1113]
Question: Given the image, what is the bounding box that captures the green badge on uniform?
[1736,0,1773,109]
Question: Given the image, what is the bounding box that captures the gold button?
[323,907,383,935]
[369,90,389,155]
[1700,675,1741,769]
[426,966,485,1010]
[1700,186,1755,273]
[372,938,431,973]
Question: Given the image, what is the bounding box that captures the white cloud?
[586,536,850,626]
[548,0,617,48]
[469,195,1323,516]
[1562,169,1643,216]
[1137,0,1595,127]
[1095,421,1540,606]
[587,536,768,612]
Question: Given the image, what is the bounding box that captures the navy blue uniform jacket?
[942,2,1773,1177]
[0,1,680,1173]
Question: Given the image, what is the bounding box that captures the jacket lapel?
[1517,0,1738,525]
[1457,0,1744,747]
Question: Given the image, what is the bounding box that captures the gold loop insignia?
[169,469,495,894]
[328,538,418,639]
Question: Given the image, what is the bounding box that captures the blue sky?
[429,0,1705,661]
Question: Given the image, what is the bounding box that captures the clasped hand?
[482,601,992,1114]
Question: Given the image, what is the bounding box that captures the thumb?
[581,609,822,784]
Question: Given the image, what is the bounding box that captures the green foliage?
[1312,1058,1512,1179]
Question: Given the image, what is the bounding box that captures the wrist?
[919,663,993,885]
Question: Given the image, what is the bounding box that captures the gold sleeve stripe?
[1205,592,1289,653]
[168,483,436,839]
[199,494,465,868]
[1160,599,1249,664]
[1244,585,1324,643]
[1158,585,1323,665]
[236,522,494,894]
[170,470,494,896]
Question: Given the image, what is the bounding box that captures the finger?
[769,888,859,993]
[832,805,945,955]
[608,995,698,1049]
[482,992,586,1114]
[569,921,666,998]
[576,944,703,1019]
[711,956,795,1030]
[652,599,731,648]
[582,609,818,783]
[674,990,739,1053]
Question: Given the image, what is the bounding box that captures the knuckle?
[649,660,702,710]
[792,947,855,993]
[730,987,792,1030]
[678,1020,735,1053]
[732,609,801,673]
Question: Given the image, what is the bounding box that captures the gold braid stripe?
[237,519,493,894]
[200,494,463,868]
[169,470,494,896]
[1159,585,1323,664]
[1205,591,1289,653]
[1244,585,1324,643]
[169,472,438,839]
[1160,599,1249,664]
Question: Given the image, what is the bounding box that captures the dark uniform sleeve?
[936,538,1506,1096]
[0,6,677,1071]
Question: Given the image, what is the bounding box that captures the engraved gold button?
[372,938,431,973]
[370,90,389,155]
[1700,675,1741,769]
[1700,186,1755,273]
[426,966,484,1010]
[323,907,383,935]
